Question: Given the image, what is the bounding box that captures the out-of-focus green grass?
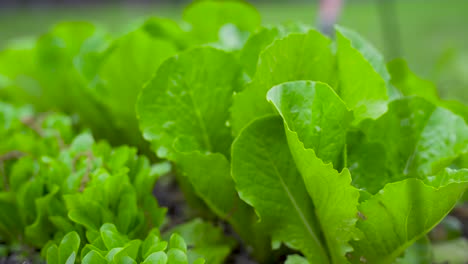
[0,0,467,101]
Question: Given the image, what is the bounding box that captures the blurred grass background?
[0,0,467,102]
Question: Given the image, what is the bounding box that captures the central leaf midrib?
[187,89,213,151]
[266,153,329,263]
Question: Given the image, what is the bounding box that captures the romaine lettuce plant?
[137,23,468,263]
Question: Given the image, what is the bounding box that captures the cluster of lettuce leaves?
[47,224,209,264]
[1,0,468,263]
[0,103,236,263]
[136,24,468,262]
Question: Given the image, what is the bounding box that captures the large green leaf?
[232,116,328,263]
[137,47,241,159]
[137,47,268,259]
[335,26,389,122]
[231,30,335,135]
[268,81,360,263]
[350,169,468,263]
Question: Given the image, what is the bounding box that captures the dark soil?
[451,204,468,238]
